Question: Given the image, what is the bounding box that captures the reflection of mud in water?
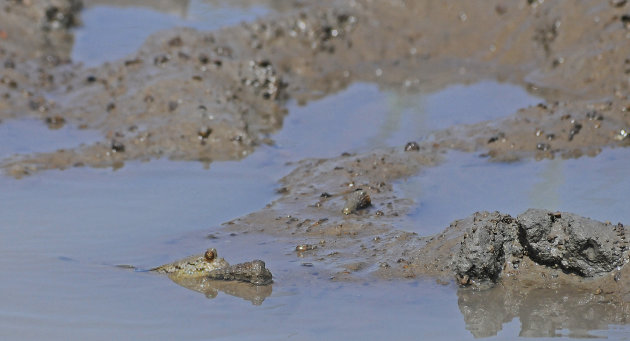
[458,285,630,338]
[167,276,272,305]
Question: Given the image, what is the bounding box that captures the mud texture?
[3,0,630,176]
[518,209,627,277]
[3,0,630,316]
[453,209,629,286]
[452,212,522,285]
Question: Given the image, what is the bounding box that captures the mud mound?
[453,209,629,286]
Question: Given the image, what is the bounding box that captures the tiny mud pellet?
[342,189,371,215]
[404,141,420,151]
[296,244,316,252]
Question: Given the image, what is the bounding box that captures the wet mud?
[3,0,630,176]
[3,0,630,332]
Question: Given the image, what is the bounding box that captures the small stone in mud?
[611,0,627,7]
[404,141,420,151]
[275,187,289,194]
[111,140,125,153]
[296,244,317,252]
[342,189,371,215]
[44,115,65,129]
[168,36,183,47]
[614,128,629,141]
[568,123,582,141]
[586,111,604,120]
[197,126,212,140]
[154,54,170,65]
[124,59,142,66]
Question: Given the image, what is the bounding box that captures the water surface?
[273,80,540,161]
[0,119,101,159]
[73,0,271,66]
[4,75,629,339]
[397,148,630,236]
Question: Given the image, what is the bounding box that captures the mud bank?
[2,0,630,176]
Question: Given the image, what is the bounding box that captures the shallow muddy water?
[3,77,629,339]
[273,80,541,161]
[73,0,271,66]
[397,148,630,236]
[4,1,630,339]
[0,119,101,159]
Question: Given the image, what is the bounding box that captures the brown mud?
[3,0,630,311]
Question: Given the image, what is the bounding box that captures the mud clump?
[518,208,628,277]
[452,209,629,287]
[342,189,371,215]
[453,212,522,285]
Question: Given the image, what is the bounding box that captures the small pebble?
[342,189,371,215]
[111,140,125,153]
[296,244,317,252]
[404,141,420,151]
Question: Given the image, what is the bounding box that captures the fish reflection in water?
[166,275,273,306]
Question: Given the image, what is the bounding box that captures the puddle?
[3,79,629,339]
[397,148,630,236]
[73,0,271,66]
[0,157,467,340]
[274,81,541,161]
[0,119,102,159]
